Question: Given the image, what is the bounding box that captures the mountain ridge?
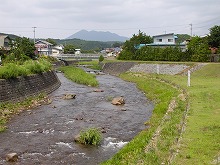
[66,30,129,42]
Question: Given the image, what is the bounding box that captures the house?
[137,33,186,51]
[101,47,122,57]
[0,34,11,50]
[153,33,177,44]
[52,44,64,56]
[35,40,53,55]
[75,49,81,55]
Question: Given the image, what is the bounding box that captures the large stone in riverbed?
[63,94,76,100]
[111,97,125,105]
[6,153,18,162]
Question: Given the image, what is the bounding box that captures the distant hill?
[66,30,129,42]
[55,38,123,51]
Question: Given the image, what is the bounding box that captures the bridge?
[53,53,106,60]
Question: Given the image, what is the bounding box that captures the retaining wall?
[0,70,61,102]
[102,62,137,75]
[102,62,205,76]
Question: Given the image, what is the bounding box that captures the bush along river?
[0,69,154,165]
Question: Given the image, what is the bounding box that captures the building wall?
[0,70,61,102]
[35,42,52,55]
[153,34,175,44]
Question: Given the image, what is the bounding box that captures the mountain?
[66,30,129,42]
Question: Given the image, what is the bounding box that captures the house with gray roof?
[0,34,11,50]
[35,40,53,55]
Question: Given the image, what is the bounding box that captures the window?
[157,39,162,42]
[168,39,173,42]
[4,42,9,47]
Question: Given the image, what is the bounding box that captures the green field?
[102,63,220,165]
[59,66,99,87]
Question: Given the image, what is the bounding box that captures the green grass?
[77,60,102,70]
[102,63,220,165]
[166,64,220,165]
[79,128,102,145]
[0,59,52,79]
[59,66,99,87]
[102,72,181,164]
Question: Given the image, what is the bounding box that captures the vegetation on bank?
[0,59,52,79]
[0,37,55,79]
[59,66,99,87]
[102,72,183,164]
[118,25,220,62]
[77,60,102,70]
[102,63,220,164]
[0,94,47,132]
[159,64,220,165]
[78,128,102,146]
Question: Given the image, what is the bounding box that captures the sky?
[0,0,220,39]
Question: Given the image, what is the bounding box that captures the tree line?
[118,26,220,62]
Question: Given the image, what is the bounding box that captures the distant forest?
[1,32,190,52]
[52,34,190,52]
[54,38,123,52]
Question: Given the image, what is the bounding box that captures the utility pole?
[189,23,192,37]
[32,27,37,43]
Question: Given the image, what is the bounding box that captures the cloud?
[0,0,219,38]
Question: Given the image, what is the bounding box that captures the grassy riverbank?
[102,72,184,164]
[102,63,220,164]
[59,66,99,87]
[160,64,220,165]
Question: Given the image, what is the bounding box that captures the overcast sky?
[0,0,219,39]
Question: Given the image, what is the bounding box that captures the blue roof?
[136,43,186,49]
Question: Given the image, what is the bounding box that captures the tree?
[99,55,104,62]
[118,30,152,60]
[112,42,123,48]
[9,37,36,60]
[46,38,57,45]
[208,25,220,47]
[176,34,191,44]
[64,44,75,54]
[187,36,210,62]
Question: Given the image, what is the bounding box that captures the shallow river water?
[0,70,153,165]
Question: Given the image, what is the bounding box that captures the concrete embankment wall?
[102,62,204,76]
[0,70,61,102]
[102,62,137,75]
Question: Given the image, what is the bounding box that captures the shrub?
[0,60,52,79]
[39,55,58,63]
[59,66,99,86]
[79,128,102,145]
[99,55,104,62]
[0,63,29,79]
[23,59,51,74]
[38,59,52,71]
[23,60,44,74]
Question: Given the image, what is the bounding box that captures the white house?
[137,33,186,51]
[75,49,81,55]
[52,44,64,56]
[35,40,53,55]
[153,33,177,44]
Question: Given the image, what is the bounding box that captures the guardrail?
[53,54,106,60]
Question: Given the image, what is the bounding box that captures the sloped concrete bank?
[102,62,205,76]
[102,62,137,75]
[0,70,61,102]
